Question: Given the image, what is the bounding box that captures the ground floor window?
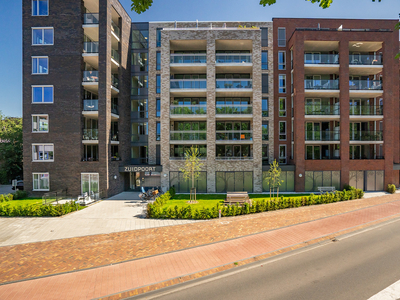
[81,173,99,194]
[262,171,294,192]
[33,173,49,191]
[349,170,384,191]
[305,171,340,192]
[216,171,253,193]
[170,171,207,193]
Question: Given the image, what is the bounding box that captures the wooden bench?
[317,187,336,194]
[224,192,251,205]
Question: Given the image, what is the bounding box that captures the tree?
[179,146,204,200]
[0,112,23,184]
[264,160,284,201]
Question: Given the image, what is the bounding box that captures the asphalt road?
[133,218,400,300]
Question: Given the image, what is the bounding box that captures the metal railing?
[216,105,253,115]
[350,130,383,141]
[216,130,253,141]
[170,131,207,141]
[42,189,70,205]
[215,54,252,63]
[306,156,341,160]
[170,54,207,64]
[83,13,99,25]
[111,75,119,89]
[83,129,98,140]
[304,54,339,64]
[83,42,99,53]
[216,156,253,160]
[83,71,99,82]
[111,20,120,37]
[216,80,253,89]
[111,49,120,62]
[349,105,383,115]
[350,155,384,160]
[304,79,339,90]
[131,134,148,143]
[170,105,207,115]
[305,130,340,141]
[111,103,119,115]
[81,157,99,162]
[111,133,119,141]
[170,79,207,89]
[349,80,382,90]
[83,99,98,111]
[305,104,340,115]
[349,54,383,65]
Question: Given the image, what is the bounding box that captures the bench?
[224,192,252,205]
[317,187,336,194]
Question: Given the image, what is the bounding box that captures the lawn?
[0,198,43,207]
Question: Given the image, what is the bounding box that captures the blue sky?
[0,0,398,117]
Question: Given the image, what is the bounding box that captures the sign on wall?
[119,165,163,173]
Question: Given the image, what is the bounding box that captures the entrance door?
[130,172,141,190]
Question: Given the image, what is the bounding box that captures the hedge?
[0,201,81,217]
[147,189,364,220]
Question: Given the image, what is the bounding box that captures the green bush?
[0,194,13,202]
[147,189,365,220]
[387,184,396,194]
[0,201,81,217]
[169,186,176,199]
[343,185,355,191]
[13,190,28,200]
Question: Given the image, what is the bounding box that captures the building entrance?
[129,172,161,191]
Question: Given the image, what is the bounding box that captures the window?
[156,28,162,47]
[32,56,48,74]
[32,115,48,132]
[131,75,148,96]
[156,98,161,117]
[262,74,269,93]
[131,99,148,118]
[262,98,268,117]
[33,173,49,191]
[290,49,293,70]
[32,27,53,45]
[278,51,286,70]
[32,86,53,103]
[262,145,269,166]
[279,75,286,93]
[156,75,161,94]
[156,51,161,70]
[278,28,286,47]
[279,121,286,140]
[279,97,286,117]
[131,27,149,49]
[132,52,148,72]
[216,172,253,193]
[170,171,207,193]
[261,27,268,47]
[262,122,268,141]
[262,51,268,70]
[81,173,99,194]
[32,0,48,16]
[156,122,161,141]
[32,144,54,161]
[279,145,287,164]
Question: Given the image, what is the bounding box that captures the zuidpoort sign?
[119,165,163,173]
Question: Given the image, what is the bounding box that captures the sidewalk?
[1,193,400,299]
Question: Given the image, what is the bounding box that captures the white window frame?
[32,56,49,75]
[32,0,49,16]
[32,85,54,103]
[278,51,286,70]
[279,121,287,141]
[279,145,287,164]
[32,173,50,191]
[32,143,54,162]
[279,97,286,117]
[32,27,54,46]
[32,114,49,133]
[279,74,286,94]
[81,173,100,194]
[278,27,286,47]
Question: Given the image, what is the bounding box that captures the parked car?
[12,180,24,191]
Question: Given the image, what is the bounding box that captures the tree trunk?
[269,187,271,201]
[277,187,279,201]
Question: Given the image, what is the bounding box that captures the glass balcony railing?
[350,155,384,160]
[83,129,98,140]
[111,49,120,62]
[170,131,207,141]
[350,105,383,116]
[170,80,207,89]
[83,71,99,82]
[349,80,382,90]
[131,134,148,143]
[83,13,99,25]
[304,54,339,64]
[216,131,253,141]
[305,105,340,115]
[304,79,339,90]
[216,54,252,63]
[111,133,119,141]
[216,105,253,115]
[350,131,383,141]
[111,20,120,37]
[111,103,119,115]
[111,75,119,89]
[83,42,99,53]
[305,131,340,141]
[83,99,98,111]
[170,54,207,64]
[170,105,207,115]
[349,55,383,65]
[215,80,253,89]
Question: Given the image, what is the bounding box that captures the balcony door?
[305,52,321,64]
[350,99,361,115]
[306,98,321,115]
[350,52,361,64]
[350,122,361,140]
[306,122,321,141]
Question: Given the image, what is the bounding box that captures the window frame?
[156,122,161,141]
[32,0,49,16]
[156,74,161,94]
[32,173,50,191]
[279,121,287,141]
[32,27,54,46]
[156,51,161,70]
[32,56,49,75]
[261,27,268,47]
[262,98,269,117]
[262,74,269,93]
[278,51,286,70]
[32,85,54,103]
[279,74,286,94]
[279,97,286,117]
[32,143,54,162]
[156,98,161,117]
[278,27,286,47]
[279,145,287,164]
[32,114,49,133]
[81,173,99,194]
[261,51,268,70]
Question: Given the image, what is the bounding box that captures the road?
[133,218,400,300]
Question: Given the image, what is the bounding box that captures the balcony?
[216,131,253,143]
[111,103,119,115]
[170,105,207,120]
[170,54,207,73]
[350,131,383,142]
[131,134,148,143]
[215,54,252,73]
[82,71,99,93]
[82,129,99,143]
[349,105,383,121]
[304,79,339,97]
[305,131,340,142]
[111,132,119,144]
[349,55,383,75]
[216,80,253,97]
[304,54,339,75]
[83,42,99,54]
[83,13,99,25]
[83,99,98,111]
[111,75,119,94]
[350,155,384,160]
[216,156,253,161]
[170,131,207,144]
[215,104,253,120]
[305,104,340,121]
[111,20,120,40]
[170,80,207,96]
[349,80,383,97]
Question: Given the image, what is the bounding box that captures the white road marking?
[368,279,400,300]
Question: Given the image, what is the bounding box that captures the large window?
[81,173,99,194]
[83,145,98,161]
[262,122,269,141]
[32,86,53,103]
[278,28,286,47]
[171,145,207,158]
[32,56,48,74]
[131,146,148,164]
[262,74,269,93]
[32,27,53,45]
[216,145,251,159]
[263,171,294,192]
[305,171,341,192]
[216,172,253,193]
[170,171,207,193]
[279,121,286,140]
[131,122,148,142]
[261,27,268,47]
[32,115,48,132]
[156,122,160,141]
[262,145,269,165]
[279,75,286,93]
[32,0,48,16]
[261,51,268,70]
[33,173,49,191]
[156,51,161,70]
[132,52,148,72]
[279,97,286,117]
[156,75,161,94]
[262,98,268,117]
[279,145,287,164]
[131,76,148,96]
[131,28,149,49]
[278,51,286,70]
[156,98,161,117]
[156,28,162,47]
[131,99,148,119]
[32,144,54,161]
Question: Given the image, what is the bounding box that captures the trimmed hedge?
[0,194,14,202]
[0,201,81,217]
[387,184,396,194]
[147,189,364,220]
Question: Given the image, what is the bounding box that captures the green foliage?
[0,201,81,217]
[131,0,153,14]
[343,185,355,191]
[169,186,176,199]
[387,184,396,194]
[12,190,28,200]
[0,194,13,202]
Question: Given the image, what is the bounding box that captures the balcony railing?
[170,105,207,115]
[350,105,383,116]
[216,105,253,115]
[112,75,119,89]
[83,99,98,111]
[83,13,99,25]
[111,49,120,62]
[215,54,252,63]
[216,131,253,141]
[111,20,120,37]
[131,134,148,143]
[83,129,98,140]
[304,79,339,90]
[82,157,99,162]
[170,131,207,141]
[306,156,341,160]
[349,54,383,65]
[83,42,99,53]
[304,54,339,64]
[350,130,383,141]
[349,80,382,90]
[262,133,269,140]
[350,155,384,160]
[216,156,253,160]
[305,130,340,141]
[170,79,207,89]
[83,71,99,82]
[305,104,340,115]
[216,80,253,89]
[170,54,207,64]
[111,133,119,141]
[111,104,119,115]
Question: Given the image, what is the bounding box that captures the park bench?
[317,187,336,194]
[224,192,252,205]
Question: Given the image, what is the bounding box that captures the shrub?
[387,184,396,194]
[13,190,28,200]
[343,185,355,191]
[0,201,81,217]
[169,186,176,199]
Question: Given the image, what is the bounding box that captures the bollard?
[219,209,221,218]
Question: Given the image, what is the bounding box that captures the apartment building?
[22,1,400,196]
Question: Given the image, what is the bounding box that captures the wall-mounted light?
[163,173,167,178]
[299,174,303,178]
[114,175,117,180]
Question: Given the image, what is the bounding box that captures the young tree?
[179,146,204,200]
[264,160,284,200]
